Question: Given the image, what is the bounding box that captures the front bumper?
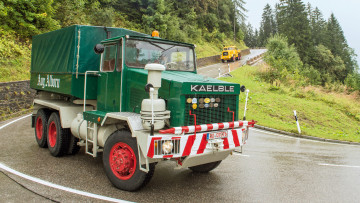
[146,123,252,159]
[221,55,232,60]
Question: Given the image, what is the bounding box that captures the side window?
[101,44,116,72]
[116,40,122,72]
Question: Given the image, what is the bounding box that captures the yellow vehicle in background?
[221,46,241,63]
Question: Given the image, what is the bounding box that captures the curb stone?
[254,124,360,146]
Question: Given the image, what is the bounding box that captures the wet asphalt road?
[1,116,360,202]
[1,49,360,202]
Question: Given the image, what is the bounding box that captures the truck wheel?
[189,161,222,173]
[47,112,70,157]
[67,135,81,155]
[221,59,224,63]
[103,130,155,191]
[35,109,50,148]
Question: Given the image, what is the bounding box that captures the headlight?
[162,141,174,154]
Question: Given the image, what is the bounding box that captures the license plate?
[207,131,228,140]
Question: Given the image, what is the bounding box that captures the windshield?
[125,39,195,71]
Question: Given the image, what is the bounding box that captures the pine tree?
[276,0,313,64]
[259,4,276,47]
[325,13,358,77]
[309,7,327,46]
[244,23,255,47]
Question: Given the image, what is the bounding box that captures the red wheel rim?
[35,117,43,140]
[109,142,136,180]
[48,121,57,147]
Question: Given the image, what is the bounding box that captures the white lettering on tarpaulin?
[190,85,235,92]
[37,74,60,89]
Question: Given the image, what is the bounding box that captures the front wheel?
[103,130,155,191]
[189,161,222,173]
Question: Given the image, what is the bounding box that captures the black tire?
[67,134,81,155]
[34,109,50,148]
[103,130,155,191]
[189,161,222,173]
[221,59,225,63]
[47,112,70,157]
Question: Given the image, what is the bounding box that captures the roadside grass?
[0,57,30,82]
[221,65,360,143]
[0,30,31,82]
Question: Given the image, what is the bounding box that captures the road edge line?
[0,114,31,130]
[253,124,360,146]
[0,115,130,203]
[0,163,129,203]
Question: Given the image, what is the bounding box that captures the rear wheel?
[189,161,222,173]
[35,109,50,148]
[67,135,81,155]
[103,130,155,191]
[221,59,224,63]
[47,112,70,157]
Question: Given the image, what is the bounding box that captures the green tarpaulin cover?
[31,25,147,74]
[30,25,147,98]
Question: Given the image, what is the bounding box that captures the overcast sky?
[245,0,360,67]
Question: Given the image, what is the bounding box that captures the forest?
[244,1,359,91]
[0,0,359,91]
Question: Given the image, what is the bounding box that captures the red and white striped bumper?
[147,121,254,159]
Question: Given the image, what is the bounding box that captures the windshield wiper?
[143,39,166,51]
[161,45,176,54]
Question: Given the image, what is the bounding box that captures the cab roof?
[101,35,195,48]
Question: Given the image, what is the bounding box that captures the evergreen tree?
[325,13,358,77]
[276,0,313,64]
[308,6,327,46]
[243,23,255,47]
[259,4,276,47]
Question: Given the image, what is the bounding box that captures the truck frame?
[30,25,255,191]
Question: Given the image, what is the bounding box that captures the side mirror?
[94,44,104,54]
[240,85,246,92]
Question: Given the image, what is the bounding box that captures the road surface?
[1,49,359,202]
[0,115,359,202]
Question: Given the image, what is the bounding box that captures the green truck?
[30,25,255,191]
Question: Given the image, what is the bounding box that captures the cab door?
[97,40,123,112]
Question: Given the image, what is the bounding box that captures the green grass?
[220,65,360,143]
[0,57,30,82]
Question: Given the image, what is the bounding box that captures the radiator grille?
[184,94,237,126]
[154,139,181,156]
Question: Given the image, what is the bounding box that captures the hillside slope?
[221,65,360,142]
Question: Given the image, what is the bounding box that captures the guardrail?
[246,53,266,65]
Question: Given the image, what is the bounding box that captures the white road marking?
[0,115,129,202]
[0,114,31,130]
[251,128,360,147]
[318,163,360,168]
[0,163,129,203]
